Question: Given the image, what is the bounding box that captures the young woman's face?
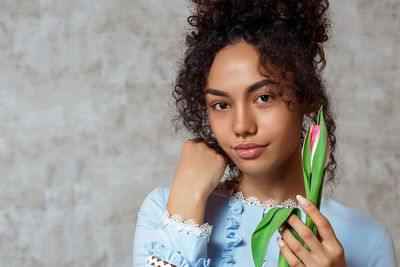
[204,40,305,176]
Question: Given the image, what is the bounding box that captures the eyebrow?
[204,79,279,97]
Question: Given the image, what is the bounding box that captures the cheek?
[260,111,279,124]
[258,110,302,143]
[277,115,303,145]
[208,113,223,136]
[208,113,230,146]
[258,110,283,136]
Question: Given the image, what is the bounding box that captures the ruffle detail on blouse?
[219,197,244,266]
[144,241,211,267]
[144,241,191,267]
[195,257,211,267]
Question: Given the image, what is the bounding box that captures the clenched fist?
[166,138,228,225]
[173,138,228,198]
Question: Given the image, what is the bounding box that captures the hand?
[172,138,228,199]
[277,195,346,267]
[166,138,227,226]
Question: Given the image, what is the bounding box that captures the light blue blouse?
[133,186,397,267]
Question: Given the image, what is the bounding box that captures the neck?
[233,143,306,203]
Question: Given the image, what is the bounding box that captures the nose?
[232,104,257,137]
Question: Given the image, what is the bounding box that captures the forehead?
[206,42,261,84]
[205,41,292,92]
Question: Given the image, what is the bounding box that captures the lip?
[234,143,268,159]
[234,142,265,149]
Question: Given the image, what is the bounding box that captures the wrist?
[166,186,208,225]
[170,181,210,201]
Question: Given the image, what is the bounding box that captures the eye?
[211,102,229,111]
[255,94,273,103]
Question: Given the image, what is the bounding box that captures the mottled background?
[0,0,398,266]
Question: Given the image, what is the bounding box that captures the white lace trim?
[161,210,213,240]
[232,191,300,210]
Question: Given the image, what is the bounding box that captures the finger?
[278,224,312,265]
[277,237,306,267]
[296,195,337,242]
[286,214,325,257]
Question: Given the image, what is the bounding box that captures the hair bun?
[188,0,331,69]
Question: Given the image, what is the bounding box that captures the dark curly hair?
[171,0,340,196]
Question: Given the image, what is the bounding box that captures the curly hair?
[171,0,340,196]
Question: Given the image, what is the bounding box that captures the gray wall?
[0,0,398,266]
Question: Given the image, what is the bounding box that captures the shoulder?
[320,196,396,265]
[321,196,387,234]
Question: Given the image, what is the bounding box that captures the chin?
[234,159,275,177]
[240,167,271,177]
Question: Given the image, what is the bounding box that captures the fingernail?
[278,225,284,232]
[277,237,285,247]
[296,194,310,207]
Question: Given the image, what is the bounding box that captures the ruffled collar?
[213,182,301,210]
[231,191,300,209]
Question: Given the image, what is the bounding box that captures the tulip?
[301,105,330,245]
[251,105,330,267]
[309,124,330,171]
[301,105,329,211]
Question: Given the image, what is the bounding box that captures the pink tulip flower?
[310,124,330,170]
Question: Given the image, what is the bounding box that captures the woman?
[133,0,397,266]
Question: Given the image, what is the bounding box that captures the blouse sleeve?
[366,224,398,267]
[132,186,213,267]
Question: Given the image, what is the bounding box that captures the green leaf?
[251,208,302,267]
[303,168,310,198]
[305,170,324,245]
[316,105,324,125]
[305,106,327,249]
[316,170,325,209]
[302,124,312,196]
[310,107,327,204]
[277,208,303,267]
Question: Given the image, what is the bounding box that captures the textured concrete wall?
[0,0,398,266]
